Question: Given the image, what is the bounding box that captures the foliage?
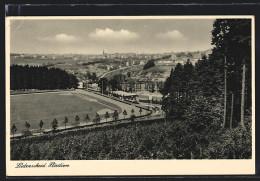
[75,115,80,126]
[130,114,136,122]
[11,118,251,160]
[123,109,127,119]
[139,108,143,115]
[143,59,156,70]
[85,114,90,123]
[127,72,131,78]
[211,19,251,127]
[85,72,98,83]
[109,74,126,91]
[10,65,78,90]
[131,108,135,114]
[105,111,110,122]
[39,120,44,130]
[10,19,252,161]
[11,124,17,139]
[93,113,100,124]
[113,110,119,121]
[64,117,68,129]
[51,119,58,131]
[25,122,30,130]
[205,121,252,159]
[98,78,109,94]
[160,19,252,158]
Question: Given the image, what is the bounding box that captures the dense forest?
[160,19,252,158]
[10,65,79,90]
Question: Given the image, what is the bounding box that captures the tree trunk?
[223,55,227,128]
[230,93,234,129]
[199,146,203,159]
[233,151,236,159]
[190,151,194,159]
[240,60,246,128]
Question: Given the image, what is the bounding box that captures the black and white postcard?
[5,16,255,176]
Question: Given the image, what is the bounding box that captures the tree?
[95,113,100,123]
[92,72,98,82]
[51,118,58,131]
[123,109,127,119]
[161,63,187,118]
[75,115,80,127]
[85,114,90,123]
[98,78,109,94]
[184,96,222,158]
[113,110,119,121]
[143,59,156,70]
[187,52,193,58]
[131,108,135,115]
[10,65,79,90]
[109,74,125,91]
[64,116,68,129]
[212,19,251,128]
[130,114,136,122]
[127,72,131,78]
[25,122,30,131]
[11,124,17,140]
[240,60,246,128]
[105,111,110,122]
[39,120,44,133]
[139,108,143,116]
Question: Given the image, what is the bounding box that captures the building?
[175,57,187,65]
[121,78,162,93]
[112,91,138,102]
[139,60,145,65]
[78,82,84,89]
[170,54,176,60]
[155,59,175,65]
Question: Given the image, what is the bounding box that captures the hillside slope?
[11,117,251,160]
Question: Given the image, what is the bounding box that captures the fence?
[10,89,74,95]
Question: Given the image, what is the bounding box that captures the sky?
[10,18,215,54]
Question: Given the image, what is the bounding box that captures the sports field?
[10,91,121,133]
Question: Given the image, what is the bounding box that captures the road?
[99,64,141,79]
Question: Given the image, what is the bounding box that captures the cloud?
[89,28,139,41]
[157,30,185,40]
[38,34,79,42]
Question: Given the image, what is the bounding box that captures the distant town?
[11,49,211,100]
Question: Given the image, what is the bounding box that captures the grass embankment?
[11,118,251,160]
